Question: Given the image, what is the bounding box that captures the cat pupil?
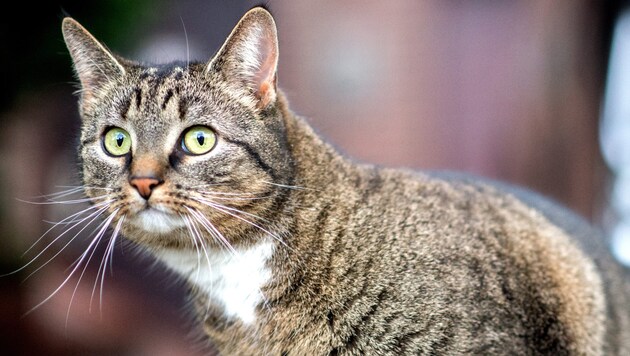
[196,132,205,146]
[116,134,124,147]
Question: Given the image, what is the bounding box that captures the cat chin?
[129,208,187,234]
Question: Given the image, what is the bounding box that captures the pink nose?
[129,177,162,200]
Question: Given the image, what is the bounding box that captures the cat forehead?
[129,62,205,92]
[108,62,213,122]
[88,61,253,137]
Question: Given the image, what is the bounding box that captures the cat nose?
[129,176,163,200]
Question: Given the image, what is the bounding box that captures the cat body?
[62,8,630,355]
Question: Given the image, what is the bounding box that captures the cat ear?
[62,18,125,102]
[206,7,279,109]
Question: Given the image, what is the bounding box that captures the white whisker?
[179,213,216,313]
[184,183,229,189]
[91,215,125,314]
[196,197,271,224]
[55,185,114,190]
[260,180,314,191]
[17,188,113,205]
[199,193,273,202]
[25,199,113,255]
[24,205,111,281]
[194,198,289,249]
[2,203,111,278]
[186,207,237,256]
[31,187,84,200]
[17,196,110,205]
[193,230,214,312]
[107,216,124,275]
[24,209,119,317]
[181,214,203,284]
[67,210,118,326]
[198,191,262,197]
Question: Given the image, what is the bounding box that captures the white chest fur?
[156,241,274,324]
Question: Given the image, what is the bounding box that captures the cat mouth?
[129,207,186,234]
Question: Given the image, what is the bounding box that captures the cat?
[61,6,630,355]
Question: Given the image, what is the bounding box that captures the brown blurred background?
[0,1,624,354]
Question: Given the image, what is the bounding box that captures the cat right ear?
[62,18,125,103]
[206,7,279,110]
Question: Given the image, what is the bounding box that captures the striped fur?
[63,7,630,355]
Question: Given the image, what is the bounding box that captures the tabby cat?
[61,7,630,355]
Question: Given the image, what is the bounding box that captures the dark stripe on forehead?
[120,94,132,120]
[223,137,278,181]
[162,89,174,110]
[178,97,188,120]
[134,87,143,110]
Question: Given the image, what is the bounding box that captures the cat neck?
[277,92,357,190]
[155,238,275,325]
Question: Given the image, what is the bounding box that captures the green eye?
[181,126,216,155]
[103,127,131,156]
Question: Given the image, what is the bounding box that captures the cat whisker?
[182,214,214,296]
[260,180,315,191]
[72,87,86,96]
[194,198,289,249]
[198,193,274,202]
[17,197,106,205]
[197,190,263,197]
[180,214,203,284]
[66,209,119,326]
[192,221,214,311]
[186,206,241,314]
[186,207,237,256]
[23,199,113,255]
[43,184,113,195]
[23,205,111,282]
[183,209,269,315]
[194,197,272,224]
[24,209,118,317]
[1,203,112,278]
[91,215,125,315]
[42,216,101,225]
[31,186,85,200]
[55,185,115,190]
[185,183,229,189]
[107,216,124,275]
[63,215,118,274]
[17,189,113,205]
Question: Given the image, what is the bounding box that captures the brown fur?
[62,7,630,355]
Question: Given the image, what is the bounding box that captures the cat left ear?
[206,7,279,109]
[62,18,125,103]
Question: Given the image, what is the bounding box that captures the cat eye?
[181,126,217,155]
[103,127,132,156]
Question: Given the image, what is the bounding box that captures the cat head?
[62,8,294,249]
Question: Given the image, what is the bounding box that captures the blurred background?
[1,0,629,354]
